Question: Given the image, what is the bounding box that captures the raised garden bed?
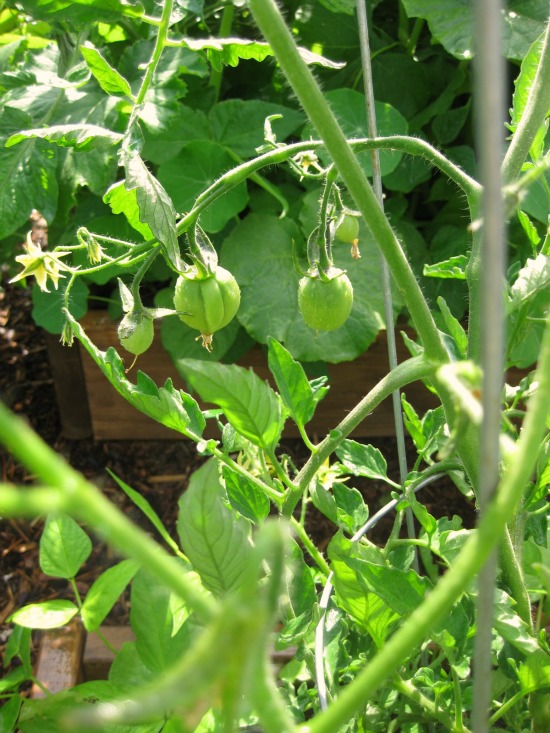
[46,311,440,441]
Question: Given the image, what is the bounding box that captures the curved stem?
[283,356,435,514]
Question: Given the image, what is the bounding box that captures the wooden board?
[76,311,438,440]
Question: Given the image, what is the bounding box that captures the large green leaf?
[6,124,123,151]
[14,0,144,24]
[103,181,155,239]
[10,600,79,630]
[304,89,408,177]
[208,99,304,158]
[177,459,253,595]
[0,107,58,239]
[509,254,550,311]
[402,0,548,61]
[81,560,139,632]
[178,359,284,452]
[67,313,205,437]
[32,279,89,334]
[122,152,182,270]
[222,212,395,362]
[39,513,92,579]
[130,567,192,673]
[157,140,248,233]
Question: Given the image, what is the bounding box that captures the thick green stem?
[283,356,435,514]
[298,314,550,733]
[0,402,217,623]
[248,0,447,365]
[501,20,550,184]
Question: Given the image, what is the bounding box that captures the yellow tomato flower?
[10,232,69,292]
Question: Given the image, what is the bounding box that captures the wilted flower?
[10,232,69,292]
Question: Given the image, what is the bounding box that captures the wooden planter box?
[46,311,438,441]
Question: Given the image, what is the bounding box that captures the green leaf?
[178,358,284,453]
[130,567,192,674]
[0,106,58,239]
[80,42,133,98]
[157,140,248,233]
[14,0,144,24]
[10,600,78,629]
[305,89,408,177]
[81,559,139,632]
[328,533,399,644]
[32,279,89,335]
[223,212,397,362]
[402,0,548,61]
[182,37,345,71]
[108,641,156,692]
[123,152,182,270]
[335,439,395,486]
[319,0,356,14]
[509,254,550,311]
[104,181,154,239]
[333,483,369,535]
[208,99,304,158]
[222,466,270,524]
[0,694,22,731]
[67,313,205,437]
[493,590,540,656]
[6,124,123,151]
[267,337,319,429]
[107,468,183,555]
[39,513,92,578]
[437,296,468,358]
[518,650,550,692]
[510,31,549,160]
[423,255,468,280]
[177,459,253,595]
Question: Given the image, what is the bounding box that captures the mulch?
[0,273,476,677]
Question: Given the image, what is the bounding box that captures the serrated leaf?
[222,466,270,524]
[423,255,468,280]
[123,152,182,269]
[39,513,92,579]
[104,180,155,240]
[178,358,284,453]
[510,254,550,311]
[10,600,78,630]
[81,559,139,632]
[182,37,345,71]
[0,106,58,240]
[107,468,182,555]
[80,42,133,98]
[66,312,205,437]
[177,459,253,595]
[333,483,369,535]
[6,124,123,151]
[267,337,318,429]
[335,439,394,486]
[494,589,540,655]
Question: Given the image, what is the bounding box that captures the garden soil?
[0,275,476,672]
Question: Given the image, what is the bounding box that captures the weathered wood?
[83,626,135,680]
[45,331,93,439]
[32,620,85,697]
[78,310,437,440]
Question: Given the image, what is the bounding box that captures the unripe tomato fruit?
[335,214,359,244]
[298,269,353,332]
[118,312,154,355]
[174,266,241,346]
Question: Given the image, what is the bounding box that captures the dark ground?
[0,274,477,673]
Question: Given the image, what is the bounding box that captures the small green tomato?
[298,269,353,332]
[335,214,359,244]
[117,312,154,355]
[173,265,241,350]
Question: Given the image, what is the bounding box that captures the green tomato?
[298,269,353,332]
[174,266,241,349]
[118,312,154,355]
[335,214,359,244]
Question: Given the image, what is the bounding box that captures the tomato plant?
[1,0,550,732]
